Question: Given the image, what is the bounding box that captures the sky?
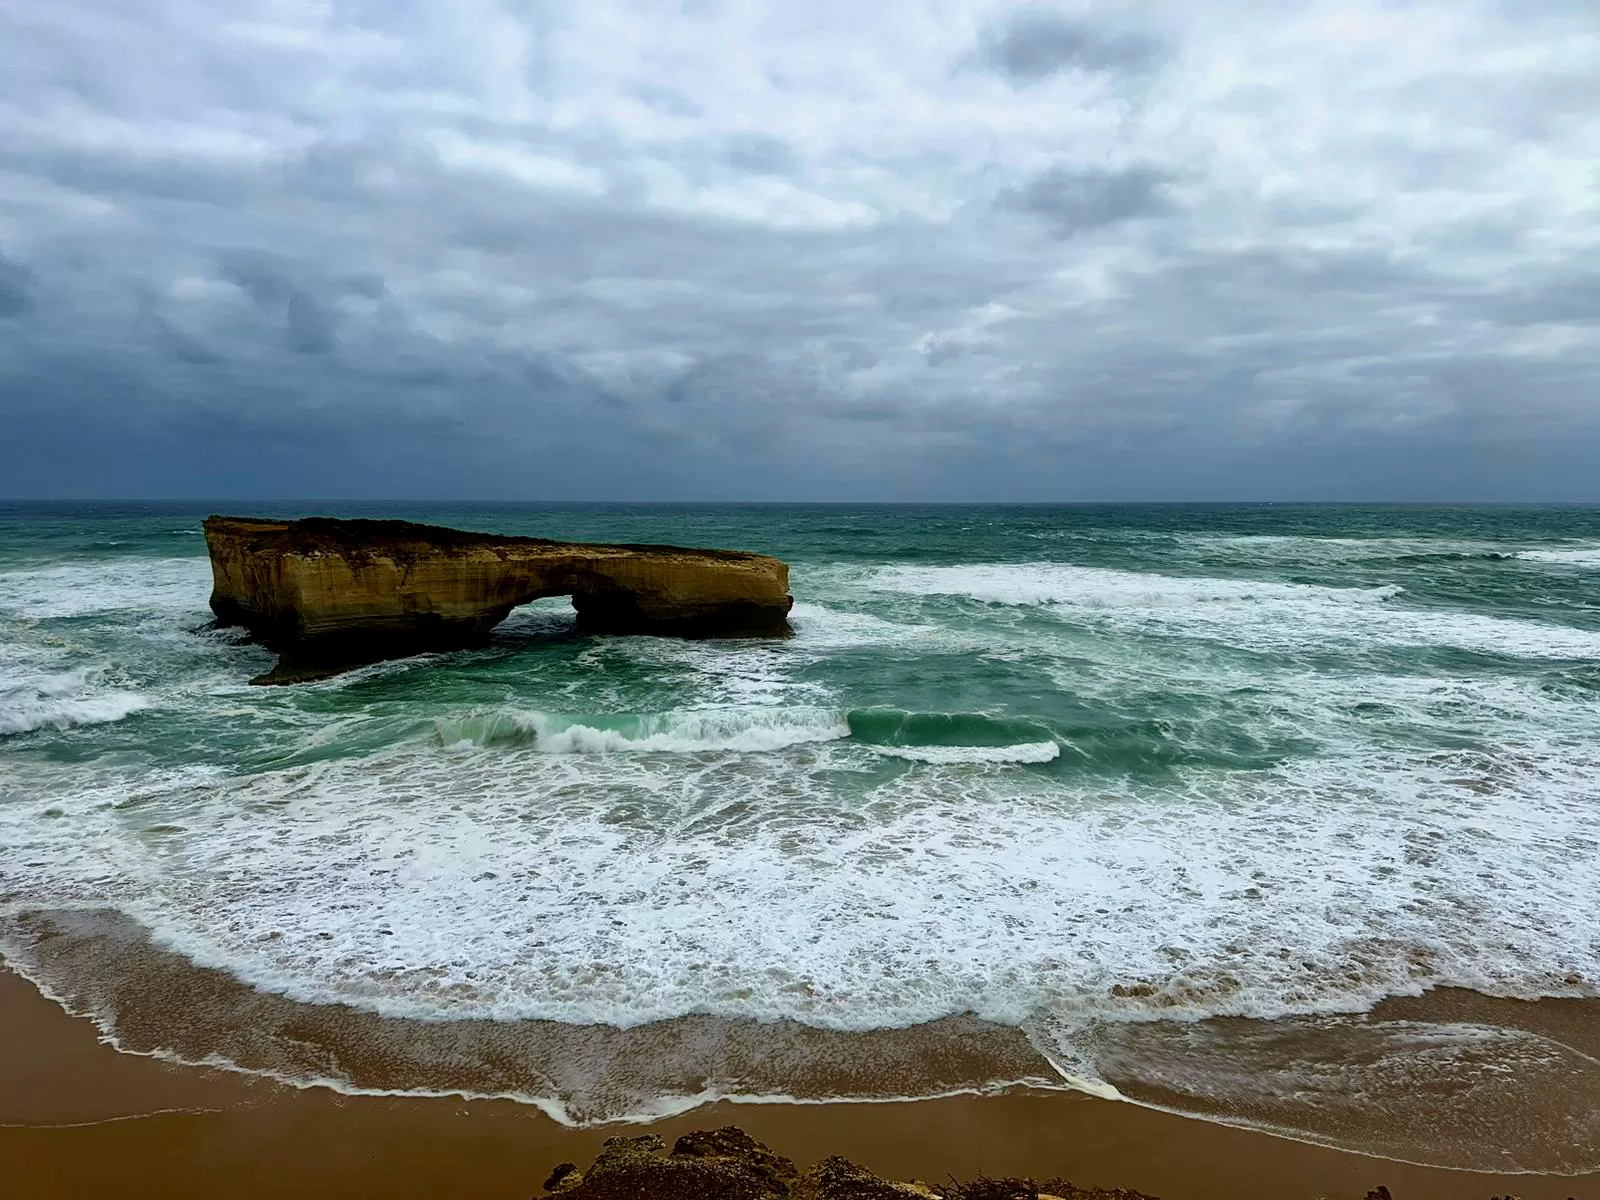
[1,0,1598,502]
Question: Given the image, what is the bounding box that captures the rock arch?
[204,516,793,683]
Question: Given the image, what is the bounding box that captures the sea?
[2,502,1598,1172]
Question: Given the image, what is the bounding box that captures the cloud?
[0,0,1598,500]
[1477,272,1600,328]
[998,164,1175,234]
[976,9,1164,82]
[0,252,34,319]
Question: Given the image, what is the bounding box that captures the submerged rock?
[203,515,793,684]
[532,1127,1161,1200]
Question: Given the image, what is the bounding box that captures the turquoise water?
[2,502,1599,1164]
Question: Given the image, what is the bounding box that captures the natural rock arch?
[204,516,793,683]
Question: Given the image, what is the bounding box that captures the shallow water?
[2,501,1598,1168]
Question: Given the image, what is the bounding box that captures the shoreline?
[6,906,1599,1174]
[3,966,1594,1200]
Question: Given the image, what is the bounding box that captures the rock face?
[534,1127,1160,1200]
[204,515,793,684]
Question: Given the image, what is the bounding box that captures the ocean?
[2,502,1598,1172]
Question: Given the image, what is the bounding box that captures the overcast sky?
[1,1,1597,501]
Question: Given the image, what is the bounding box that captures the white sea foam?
[0,943,1068,1130]
[1187,534,1507,561]
[439,707,853,755]
[0,684,150,736]
[873,561,1401,609]
[1518,547,1600,566]
[871,562,1600,659]
[871,741,1061,765]
[787,602,947,649]
[0,652,152,737]
[3,728,1597,1036]
[0,558,211,620]
[1031,1011,1600,1173]
[578,601,962,710]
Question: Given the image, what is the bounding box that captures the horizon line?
[5,498,1600,509]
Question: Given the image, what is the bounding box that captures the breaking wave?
[1519,547,1600,566]
[433,706,1063,762]
[435,707,850,755]
[0,670,151,737]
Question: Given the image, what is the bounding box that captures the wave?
[1519,547,1600,566]
[1183,534,1519,565]
[435,707,851,754]
[1031,1008,1600,1173]
[0,557,210,620]
[433,705,1063,762]
[1387,551,1516,564]
[845,708,1060,762]
[0,917,1068,1130]
[0,670,151,736]
[871,741,1060,764]
[5,740,1597,1040]
[5,705,1600,1167]
[870,562,1600,660]
[872,562,1402,609]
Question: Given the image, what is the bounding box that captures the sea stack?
[203,515,794,684]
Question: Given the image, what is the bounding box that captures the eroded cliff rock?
[204,515,793,684]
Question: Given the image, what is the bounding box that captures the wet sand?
[2,968,1593,1200]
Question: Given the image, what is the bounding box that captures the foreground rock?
[535,1127,1157,1200]
[204,516,793,684]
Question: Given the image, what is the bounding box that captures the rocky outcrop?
[535,1127,1159,1200]
[204,516,793,684]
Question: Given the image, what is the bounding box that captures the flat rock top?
[204,515,776,564]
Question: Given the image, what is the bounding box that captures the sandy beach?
[3,967,1592,1200]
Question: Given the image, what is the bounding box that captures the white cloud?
[427,130,607,196]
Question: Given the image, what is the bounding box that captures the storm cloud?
[1,0,1597,500]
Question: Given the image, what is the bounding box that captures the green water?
[1,502,1598,1162]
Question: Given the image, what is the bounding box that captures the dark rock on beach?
[535,1129,1575,1200]
[533,1127,1158,1200]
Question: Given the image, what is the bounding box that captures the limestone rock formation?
[204,515,793,684]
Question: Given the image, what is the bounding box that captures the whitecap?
[870,741,1061,765]
[0,558,210,620]
[0,669,151,736]
[439,706,852,755]
[1518,547,1600,566]
[871,562,1600,660]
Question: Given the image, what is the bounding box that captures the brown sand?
[0,969,1592,1200]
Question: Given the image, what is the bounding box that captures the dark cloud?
[0,0,1596,500]
[998,165,1175,234]
[977,10,1164,83]
[1476,273,1600,327]
[0,252,33,319]
[285,291,338,354]
[215,254,376,354]
[219,253,296,309]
